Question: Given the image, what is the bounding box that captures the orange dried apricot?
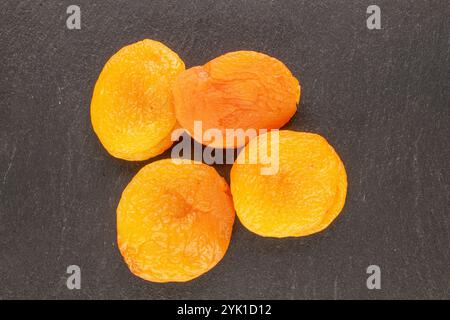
[230,130,347,238]
[91,39,185,161]
[172,51,300,148]
[117,159,235,282]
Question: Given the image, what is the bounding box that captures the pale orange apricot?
[91,39,185,160]
[231,131,347,237]
[117,159,235,282]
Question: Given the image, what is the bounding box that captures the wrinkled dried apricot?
[230,131,347,238]
[117,159,235,282]
[91,39,185,160]
[173,51,300,148]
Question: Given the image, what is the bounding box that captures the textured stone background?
[0,0,449,299]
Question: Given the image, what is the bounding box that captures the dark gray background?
[0,0,449,299]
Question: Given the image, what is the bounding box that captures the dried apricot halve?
[173,51,300,148]
[230,130,347,238]
[91,39,185,161]
[117,159,235,282]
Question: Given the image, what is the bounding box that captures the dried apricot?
[91,39,185,160]
[117,159,235,282]
[230,130,347,238]
[172,51,300,148]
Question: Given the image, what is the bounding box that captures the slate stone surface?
[0,0,449,299]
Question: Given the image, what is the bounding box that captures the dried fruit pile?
[91,39,347,282]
